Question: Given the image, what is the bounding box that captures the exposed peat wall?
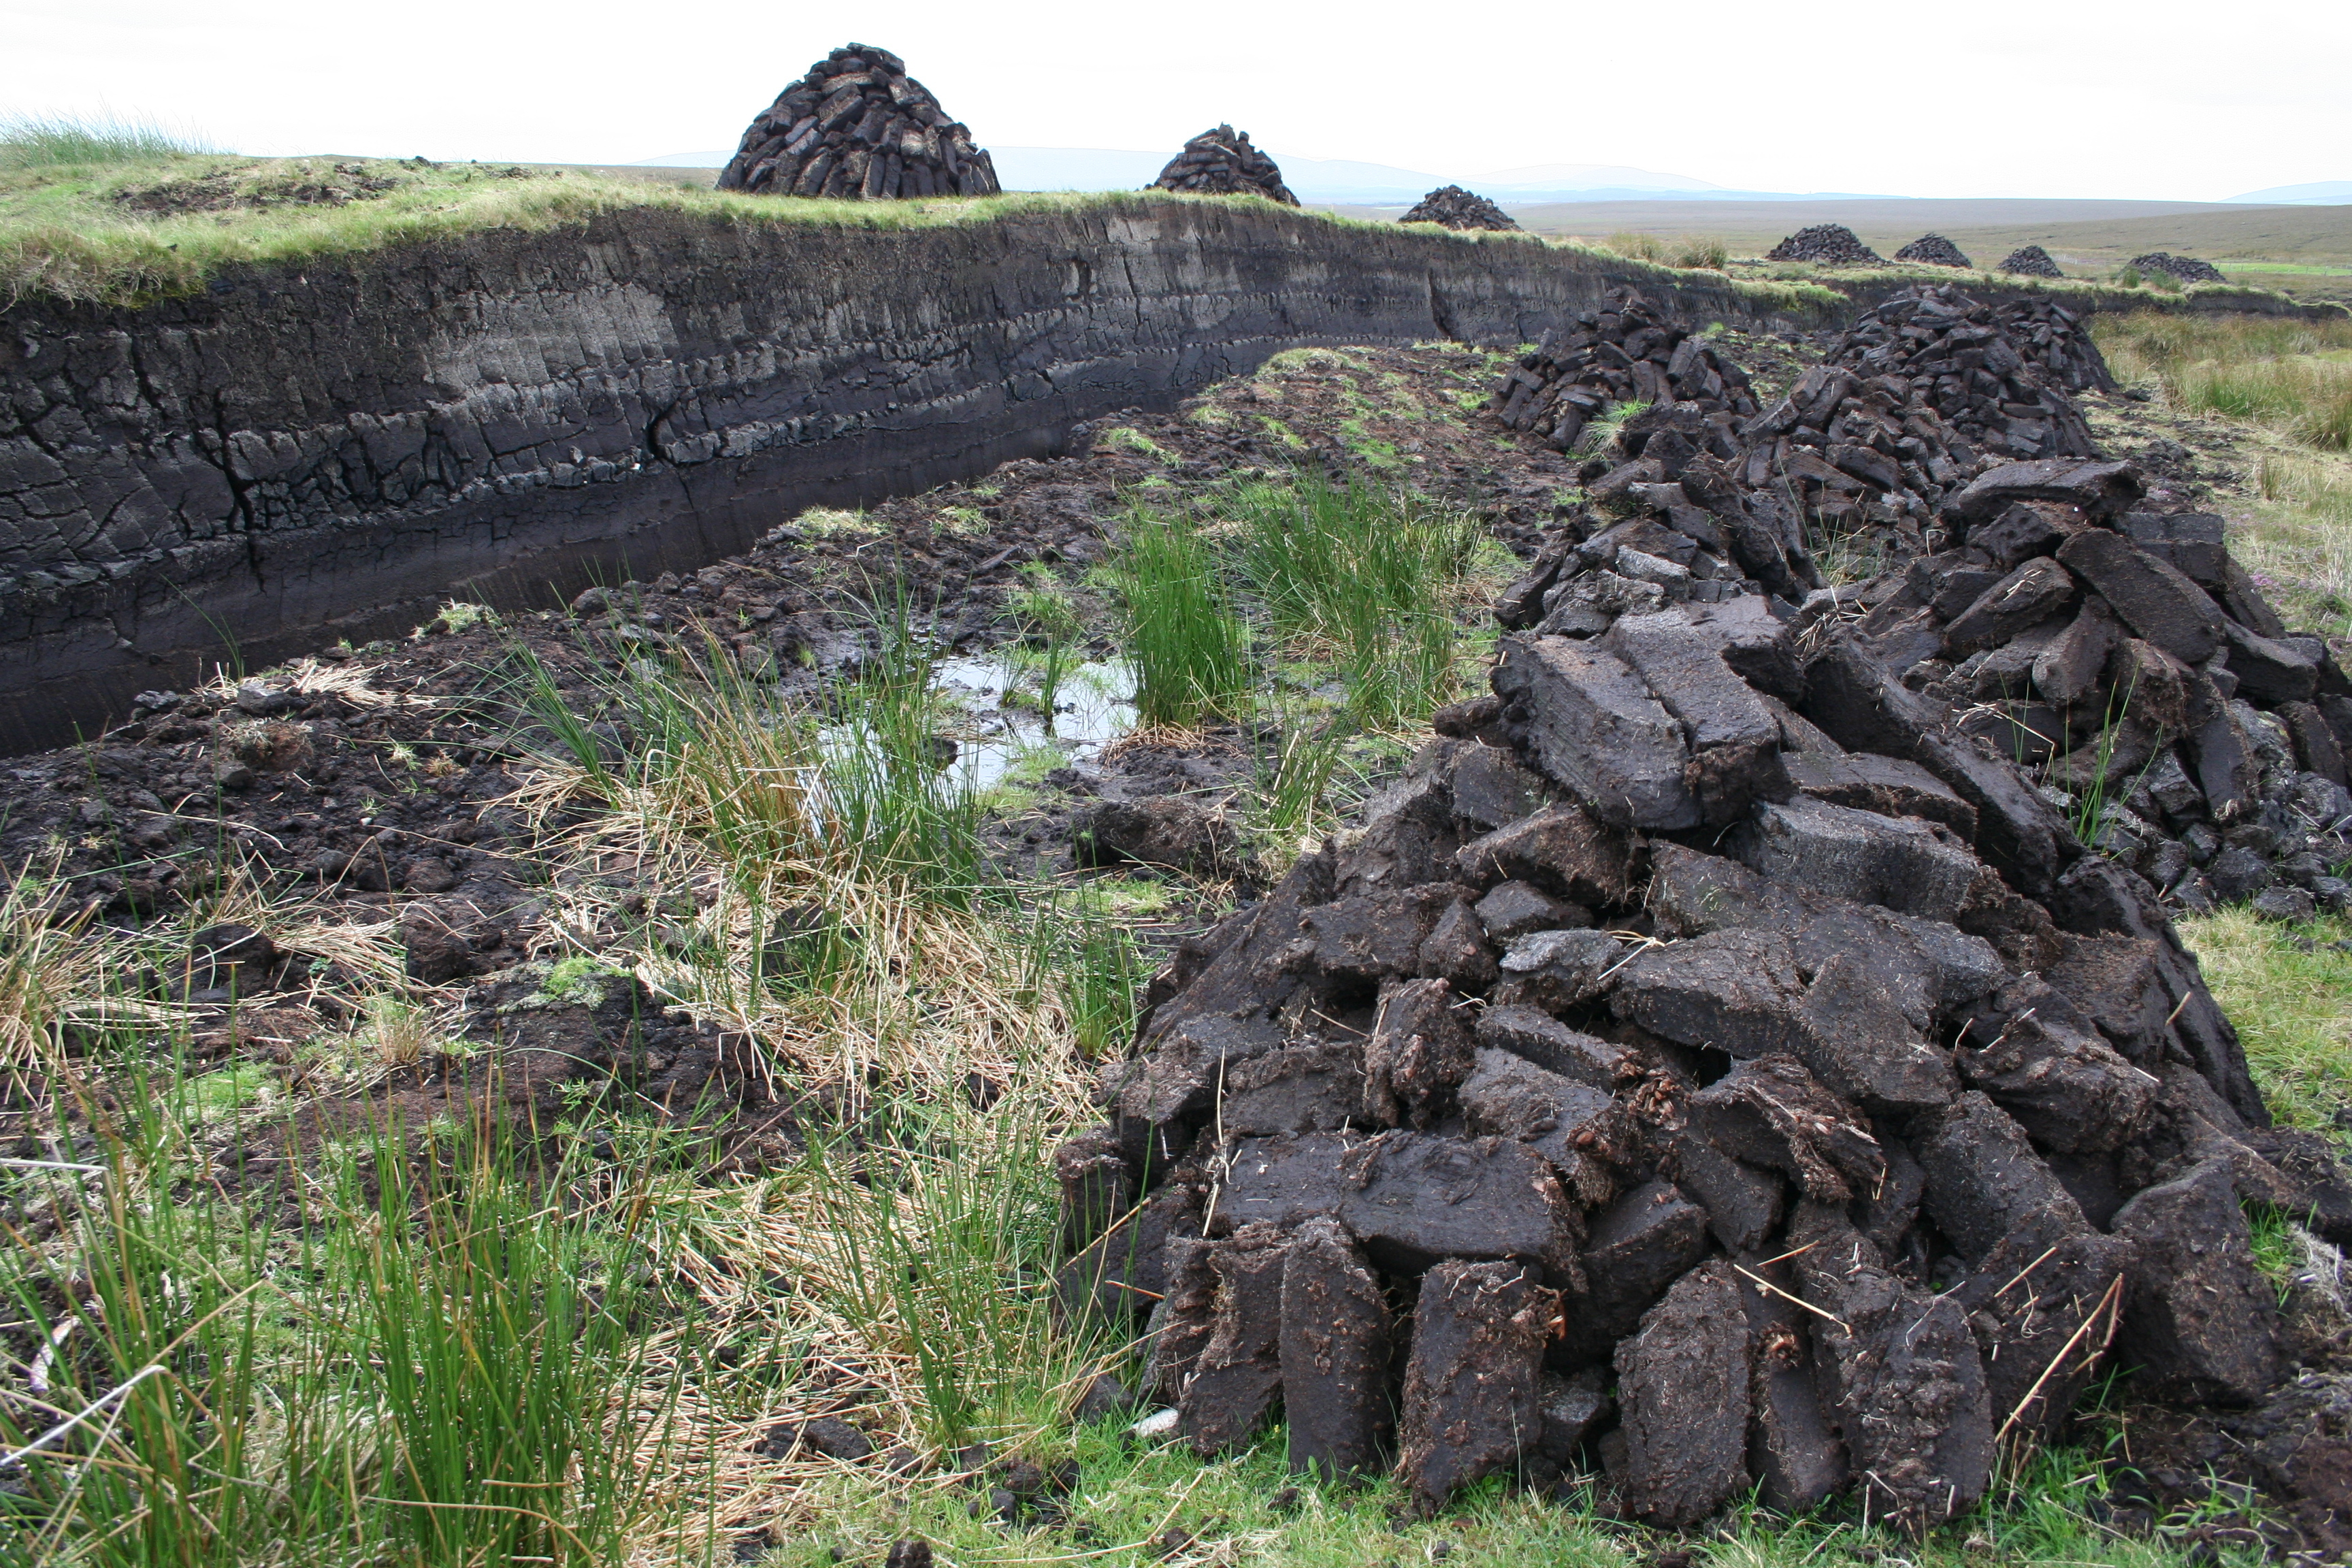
[0,196,2313,751]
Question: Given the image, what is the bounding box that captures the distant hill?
[2226,181,2352,206]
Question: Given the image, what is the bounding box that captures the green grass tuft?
[0,112,207,169]
[1110,506,1255,729]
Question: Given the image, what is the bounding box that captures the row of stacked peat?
[1052,284,2352,1533]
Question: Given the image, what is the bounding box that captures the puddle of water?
[932,653,1137,791]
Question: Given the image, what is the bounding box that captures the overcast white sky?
[7,0,2345,200]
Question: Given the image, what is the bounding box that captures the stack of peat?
[1491,289,1761,454]
[1571,286,2106,570]
[1895,233,1974,268]
[1056,472,2352,1528]
[1840,459,2352,916]
[2000,246,2065,278]
[2132,252,2227,285]
[1400,185,1521,231]
[1824,285,2100,461]
[715,44,1000,199]
[1149,126,1299,206]
[1766,225,1883,265]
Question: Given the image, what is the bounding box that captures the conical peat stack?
[1766,225,1882,264]
[1999,245,2064,278]
[1895,233,1972,268]
[716,43,1000,199]
[1151,126,1298,206]
[1401,186,1520,231]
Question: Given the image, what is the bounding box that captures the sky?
[6,0,2346,201]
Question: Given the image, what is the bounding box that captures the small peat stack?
[2132,252,2227,285]
[715,43,1000,199]
[1056,429,2352,1524]
[1491,287,1759,454]
[1150,126,1298,206]
[1895,233,1973,268]
[2000,245,2065,278]
[1765,224,1882,265]
[1401,186,1520,231]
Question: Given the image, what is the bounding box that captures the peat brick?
[1940,557,2080,656]
[1179,1224,1291,1456]
[1955,991,2159,1154]
[1218,1040,1371,1137]
[1730,795,1978,920]
[1663,1128,1786,1252]
[1740,1262,1849,1513]
[1216,1131,1582,1281]
[1914,1092,2088,1262]
[1460,1046,1629,1203]
[1688,1055,1885,1201]
[1471,879,1582,941]
[1474,1004,1639,1089]
[2109,1158,2281,1406]
[1494,635,1699,829]
[2222,618,2320,704]
[1792,1209,1995,1536]
[2119,510,2228,585]
[1398,1260,1552,1513]
[1418,898,1499,992]
[1452,802,1633,907]
[1055,1178,1204,1326]
[1946,1220,2134,1447]
[1940,458,2143,525]
[1279,1218,1392,1480]
[1364,977,1475,1128]
[1780,750,1978,837]
[1557,1180,1713,1364]
[2032,598,2122,706]
[1493,926,1620,1013]
[1611,928,1807,1057]
[1794,950,1960,1111]
[1140,1236,1221,1405]
[1602,610,1794,823]
[2056,529,2224,664]
[1618,1260,1752,1527]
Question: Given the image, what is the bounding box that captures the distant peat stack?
[1151,126,1298,206]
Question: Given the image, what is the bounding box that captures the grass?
[2095,311,2352,451]
[0,146,1761,311]
[2245,451,2352,635]
[1109,506,1255,729]
[1228,471,1484,725]
[0,112,210,169]
[2178,908,2352,1143]
[1603,230,1728,270]
[0,1057,681,1567]
[2091,310,2352,634]
[742,1411,2248,1568]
